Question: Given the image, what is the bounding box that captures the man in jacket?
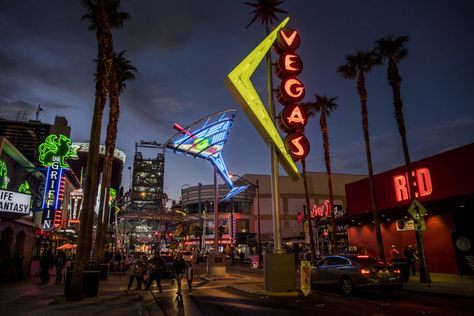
[144,251,165,292]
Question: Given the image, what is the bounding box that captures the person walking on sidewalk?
[173,252,186,295]
[185,261,194,294]
[127,253,143,291]
[39,248,54,284]
[54,251,66,284]
[144,251,165,292]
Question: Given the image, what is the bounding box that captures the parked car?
[311,255,403,295]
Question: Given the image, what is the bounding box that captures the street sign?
[300,260,311,297]
[414,219,426,231]
[407,199,427,223]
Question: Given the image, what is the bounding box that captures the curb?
[400,287,474,300]
[227,283,299,297]
[198,274,244,281]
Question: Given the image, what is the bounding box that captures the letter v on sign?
[225,17,300,180]
[281,29,298,48]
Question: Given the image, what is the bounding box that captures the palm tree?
[70,0,129,300]
[95,51,136,260]
[337,51,385,261]
[374,35,429,283]
[245,0,287,28]
[300,157,317,262]
[301,94,338,254]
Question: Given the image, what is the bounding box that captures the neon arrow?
[224,17,300,180]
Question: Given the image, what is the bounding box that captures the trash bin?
[99,264,109,281]
[391,258,410,282]
[64,270,101,298]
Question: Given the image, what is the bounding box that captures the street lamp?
[229,173,261,268]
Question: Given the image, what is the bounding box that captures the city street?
[3,261,472,316]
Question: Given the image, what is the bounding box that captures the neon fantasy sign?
[393,167,433,202]
[39,134,75,231]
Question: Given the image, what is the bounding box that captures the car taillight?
[360,268,371,275]
[393,268,401,274]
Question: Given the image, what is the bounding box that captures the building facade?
[344,143,474,275]
[180,172,365,254]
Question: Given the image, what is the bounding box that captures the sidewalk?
[226,265,474,298]
[0,274,150,316]
[403,272,474,298]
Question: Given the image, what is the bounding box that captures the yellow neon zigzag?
[225,17,300,180]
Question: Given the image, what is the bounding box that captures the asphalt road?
[146,263,474,316]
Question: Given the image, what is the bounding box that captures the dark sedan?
[311,255,403,295]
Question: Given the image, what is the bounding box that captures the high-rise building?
[131,151,165,212]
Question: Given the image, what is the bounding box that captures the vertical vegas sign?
[275,27,310,161]
[38,134,75,231]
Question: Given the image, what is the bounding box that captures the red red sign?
[279,104,308,133]
[393,167,433,201]
[310,200,332,219]
[275,28,301,52]
[277,77,305,105]
[284,132,310,161]
[276,53,303,78]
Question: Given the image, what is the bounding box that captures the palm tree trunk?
[301,159,317,263]
[388,58,429,283]
[95,72,120,260]
[70,0,113,300]
[357,71,385,261]
[319,112,336,254]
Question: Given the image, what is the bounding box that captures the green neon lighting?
[38,134,76,168]
[193,137,210,151]
[225,17,300,180]
[18,181,31,194]
[0,160,9,189]
[109,187,117,205]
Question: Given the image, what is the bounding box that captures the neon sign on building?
[310,200,332,219]
[38,134,75,231]
[393,167,433,202]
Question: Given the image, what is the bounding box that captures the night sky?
[1,1,473,203]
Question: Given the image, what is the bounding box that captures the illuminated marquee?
[165,110,249,201]
[393,167,433,202]
[274,26,310,162]
[68,189,83,225]
[310,200,332,219]
[225,17,301,180]
[38,134,75,231]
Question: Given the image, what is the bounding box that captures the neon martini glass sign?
[164,110,248,201]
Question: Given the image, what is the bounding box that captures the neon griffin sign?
[38,134,75,231]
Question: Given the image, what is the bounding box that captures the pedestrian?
[39,247,54,284]
[54,251,66,284]
[404,245,418,275]
[185,261,194,294]
[144,251,165,293]
[127,253,142,291]
[13,249,25,280]
[172,252,186,295]
[390,245,401,260]
[114,251,122,274]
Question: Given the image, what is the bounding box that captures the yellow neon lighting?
[225,17,300,180]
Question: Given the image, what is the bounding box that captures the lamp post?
[229,174,261,268]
